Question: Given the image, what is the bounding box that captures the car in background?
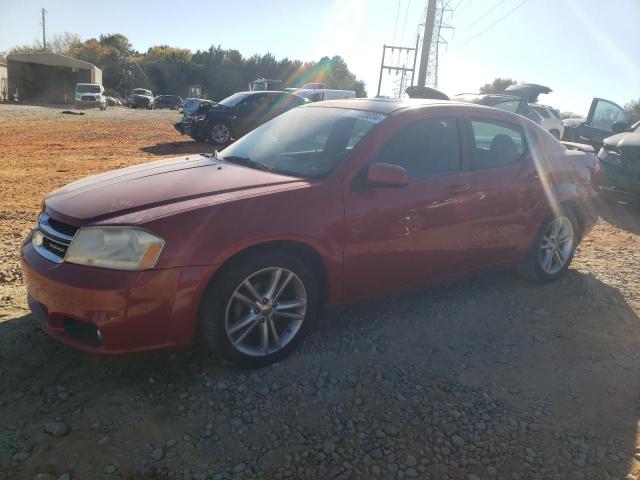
[21,98,598,367]
[130,88,154,109]
[154,95,183,110]
[188,91,308,146]
[291,88,355,102]
[532,105,564,139]
[75,83,106,110]
[174,98,216,140]
[452,93,543,125]
[597,120,640,203]
[106,96,122,107]
[561,97,631,150]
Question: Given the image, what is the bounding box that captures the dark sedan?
[154,95,183,110]
[188,91,308,146]
[597,121,640,203]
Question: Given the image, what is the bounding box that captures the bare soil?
[1,104,640,480]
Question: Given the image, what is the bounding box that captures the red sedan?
[21,98,598,367]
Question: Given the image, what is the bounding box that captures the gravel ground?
[1,103,640,480]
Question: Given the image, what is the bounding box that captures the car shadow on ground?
[1,267,639,477]
[596,198,640,235]
[140,140,214,156]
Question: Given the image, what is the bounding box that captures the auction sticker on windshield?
[344,110,387,124]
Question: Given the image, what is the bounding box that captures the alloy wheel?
[225,267,307,357]
[210,124,230,144]
[539,216,574,275]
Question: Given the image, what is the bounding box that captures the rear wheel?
[519,211,578,282]
[199,251,318,368]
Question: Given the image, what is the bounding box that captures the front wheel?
[518,212,578,282]
[208,122,231,146]
[199,251,318,368]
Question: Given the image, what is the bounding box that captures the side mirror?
[612,121,628,134]
[366,163,409,188]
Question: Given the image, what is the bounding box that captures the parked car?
[291,88,355,102]
[154,95,183,110]
[561,97,631,151]
[21,98,598,367]
[173,98,216,140]
[130,88,154,109]
[452,93,543,125]
[105,96,122,107]
[187,91,308,146]
[532,105,564,139]
[597,120,640,203]
[74,83,106,110]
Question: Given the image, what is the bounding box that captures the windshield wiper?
[222,155,272,172]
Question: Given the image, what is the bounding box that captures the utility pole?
[417,0,437,87]
[41,8,47,50]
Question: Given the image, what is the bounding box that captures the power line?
[400,0,413,43]
[454,0,473,17]
[456,0,529,47]
[392,0,402,44]
[462,0,508,30]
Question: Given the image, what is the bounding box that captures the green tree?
[479,78,517,94]
[11,32,367,99]
[625,98,640,123]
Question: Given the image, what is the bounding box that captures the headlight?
[65,227,165,270]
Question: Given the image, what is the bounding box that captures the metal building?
[7,52,102,103]
[0,60,7,102]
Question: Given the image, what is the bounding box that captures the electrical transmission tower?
[418,0,454,89]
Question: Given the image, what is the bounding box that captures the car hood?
[604,131,640,154]
[45,155,303,224]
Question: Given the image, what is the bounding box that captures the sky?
[1,0,638,115]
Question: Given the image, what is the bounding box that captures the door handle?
[444,184,471,195]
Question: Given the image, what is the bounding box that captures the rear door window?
[470,120,527,170]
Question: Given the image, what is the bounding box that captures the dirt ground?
[1,104,640,480]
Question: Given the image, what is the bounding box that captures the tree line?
[7,33,367,100]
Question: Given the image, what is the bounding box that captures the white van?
[75,83,107,110]
[291,88,356,103]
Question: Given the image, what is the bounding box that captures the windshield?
[133,89,151,96]
[76,84,101,94]
[218,92,249,108]
[219,107,385,179]
[183,98,202,113]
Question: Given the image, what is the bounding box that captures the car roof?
[303,97,459,115]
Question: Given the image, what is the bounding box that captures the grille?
[33,212,77,262]
[47,217,78,237]
[81,95,97,101]
[42,236,68,257]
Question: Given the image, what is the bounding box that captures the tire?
[198,250,319,368]
[518,210,579,282]
[207,122,231,146]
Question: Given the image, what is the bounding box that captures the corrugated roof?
[6,52,98,71]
